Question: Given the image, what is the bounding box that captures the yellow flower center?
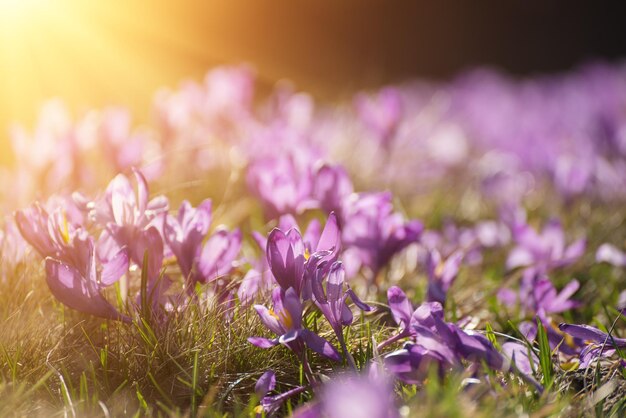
[60,212,70,244]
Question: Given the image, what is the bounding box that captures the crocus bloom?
[341,192,422,277]
[506,219,585,272]
[355,87,403,147]
[559,323,626,368]
[266,212,340,298]
[311,163,353,216]
[596,243,626,267]
[425,249,463,306]
[292,373,400,418]
[94,169,169,266]
[254,370,307,417]
[378,286,445,350]
[44,234,129,322]
[246,153,316,219]
[311,261,371,335]
[248,287,341,361]
[383,298,505,384]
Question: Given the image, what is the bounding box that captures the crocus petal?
[340,302,354,325]
[502,342,538,375]
[506,247,534,270]
[559,323,626,346]
[282,287,303,330]
[563,238,586,263]
[596,243,626,267]
[248,337,279,349]
[387,286,413,329]
[301,329,341,361]
[255,370,276,399]
[254,305,284,336]
[45,258,128,322]
[316,212,340,255]
[100,247,129,286]
[14,205,56,258]
[133,168,150,214]
[198,229,241,282]
[326,261,345,304]
[279,329,302,345]
[346,286,371,312]
[238,269,262,306]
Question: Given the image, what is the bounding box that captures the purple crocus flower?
[383,298,505,384]
[266,212,340,298]
[311,261,370,368]
[500,270,581,318]
[94,169,169,266]
[311,261,371,334]
[355,87,403,148]
[341,192,422,279]
[254,370,307,417]
[292,373,400,418]
[596,243,626,267]
[506,219,585,272]
[559,323,626,368]
[15,203,74,261]
[378,286,445,350]
[246,153,316,219]
[248,287,341,361]
[44,233,130,322]
[425,249,463,306]
[311,163,353,216]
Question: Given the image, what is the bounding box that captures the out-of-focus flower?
[506,219,585,272]
[341,192,422,278]
[0,218,28,279]
[559,323,626,368]
[292,372,399,418]
[248,287,341,361]
[312,163,354,216]
[596,243,626,267]
[355,87,403,147]
[425,249,463,306]
[247,153,316,219]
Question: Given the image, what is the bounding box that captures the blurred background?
[1,0,625,163]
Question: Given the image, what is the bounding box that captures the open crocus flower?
[248,287,341,361]
[425,249,464,306]
[378,286,444,350]
[14,202,103,275]
[266,212,340,299]
[311,163,353,216]
[246,152,316,219]
[341,192,422,278]
[94,169,169,265]
[44,233,130,322]
[163,199,242,291]
[506,219,585,272]
[383,298,505,384]
[559,323,626,368]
